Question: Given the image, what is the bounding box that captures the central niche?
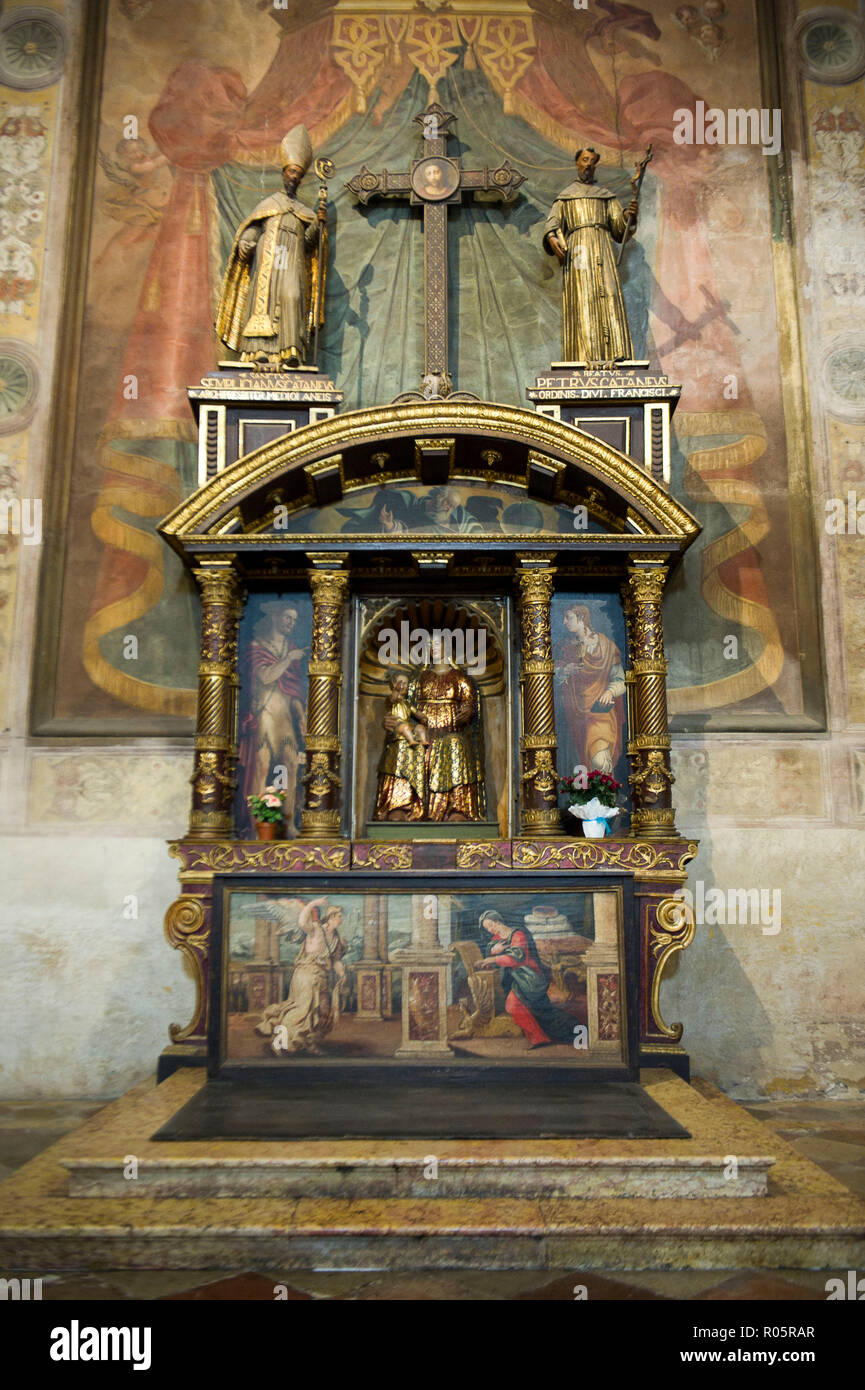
[352,597,511,838]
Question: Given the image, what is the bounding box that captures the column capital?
[192,556,242,604]
[516,551,557,570]
[308,568,350,606]
[625,558,668,606]
[306,550,349,569]
[517,566,556,607]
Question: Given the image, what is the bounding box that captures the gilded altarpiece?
[159,402,700,1093]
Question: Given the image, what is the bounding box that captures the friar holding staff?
[215,124,326,371]
[543,146,646,367]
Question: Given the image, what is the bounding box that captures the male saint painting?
[554,603,625,776]
[238,602,307,835]
[374,657,485,822]
[476,910,573,1048]
[215,124,325,369]
[255,898,346,1056]
[543,147,639,366]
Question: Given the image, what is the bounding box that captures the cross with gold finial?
[346,103,526,401]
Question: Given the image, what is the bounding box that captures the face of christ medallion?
[411,157,459,202]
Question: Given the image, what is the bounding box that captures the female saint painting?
[553,600,626,778]
[254,897,346,1056]
[374,657,486,822]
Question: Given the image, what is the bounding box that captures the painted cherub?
[385,671,428,747]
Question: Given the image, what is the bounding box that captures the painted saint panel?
[234,593,312,838]
[220,885,628,1067]
[551,593,631,825]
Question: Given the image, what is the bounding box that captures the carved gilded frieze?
[168,840,351,874]
[512,838,698,874]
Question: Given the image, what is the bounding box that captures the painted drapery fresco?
[40,0,822,732]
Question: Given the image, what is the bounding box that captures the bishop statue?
[215,125,326,371]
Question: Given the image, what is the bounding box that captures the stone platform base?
[0,1071,862,1272]
[64,1155,771,1202]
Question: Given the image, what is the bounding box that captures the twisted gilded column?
[189,559,244,840]
[301,565,349,838]
[517,558,559,836]
[623,559,677,840]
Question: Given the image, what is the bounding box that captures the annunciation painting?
[215,882,630,1070]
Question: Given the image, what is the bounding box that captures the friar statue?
[215,125,325,370]
[543,146,639,367]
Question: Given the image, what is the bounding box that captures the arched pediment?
[159,401,699,555]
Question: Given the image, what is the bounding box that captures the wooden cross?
[346,103,526,400]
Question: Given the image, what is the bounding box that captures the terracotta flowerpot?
[255,820,280,841]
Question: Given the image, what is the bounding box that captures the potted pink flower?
[247,786,286,841]
[559,770,622,839]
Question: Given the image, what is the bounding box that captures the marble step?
[3,1072,863,1272]
[63,1151,775,1200]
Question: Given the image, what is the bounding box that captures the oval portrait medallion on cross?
[411,156,460,202]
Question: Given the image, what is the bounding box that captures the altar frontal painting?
[215,882,630,1070]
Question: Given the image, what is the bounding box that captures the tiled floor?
[0,1092,863,1300]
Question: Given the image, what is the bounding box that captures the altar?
[154,389,701,1118]
[144,106,707,1135]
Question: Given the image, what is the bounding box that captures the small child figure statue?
[385,671,429,747]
